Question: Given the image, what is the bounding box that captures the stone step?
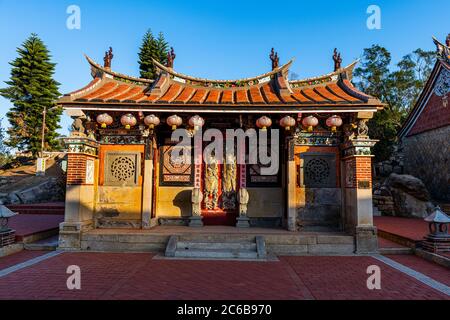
[166,235,266,260]
[6,205,65,215]
[24,236,58,251]
[177,241,256,251]
[174,249,259,260]
[379,247,413,255]
[178,234,256,242]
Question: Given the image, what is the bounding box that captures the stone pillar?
[341,138,378,254]
[236,188,250,228]
[58,137,99,250]
[189,188,204,227]
[141,137,154,229]
[286,138,297,231]
[189,135,204,227]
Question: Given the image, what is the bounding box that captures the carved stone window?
[105,152,141,186]
[299,153,336,188]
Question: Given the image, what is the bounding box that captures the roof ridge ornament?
[103,47,113,69]
[270,48,279,70]
[433,34,450,62]
[167,47,176,68]
[333,48,343,71]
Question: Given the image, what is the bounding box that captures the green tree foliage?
[0,34,61,157]
[354,45,435,161]
[155,32,169,66]
[0,118,10,167]
[138,29,170,79]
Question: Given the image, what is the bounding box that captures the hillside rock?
[383,173,433,218]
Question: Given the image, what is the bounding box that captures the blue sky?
[0,0,449,135]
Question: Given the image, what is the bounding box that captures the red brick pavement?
[374,216,429,241]
[282,256,448,300]
[0,252,448,300]
[378,237,407,249]
[386,254,450,287]
[9,214,63,239]
[0,250,48,270]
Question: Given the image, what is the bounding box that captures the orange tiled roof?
[58,55,383,110]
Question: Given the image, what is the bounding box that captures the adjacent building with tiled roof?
[399,35,450,201]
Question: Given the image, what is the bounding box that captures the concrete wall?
[403,125,450,201]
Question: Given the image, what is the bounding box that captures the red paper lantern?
[120,113,137,130]
[144,114,160,129]
[256,116,272,130]
[302,115,319,132]
[167,114,183,130]
[280,115,296,131]
[188,115,205,131]
[326,115,343,132]
[96,113,113,128]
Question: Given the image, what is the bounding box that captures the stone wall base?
[355,226,378,254]
[58,221,93,250]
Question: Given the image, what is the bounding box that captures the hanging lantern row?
[300,115,343,132]
[96,113,342,132]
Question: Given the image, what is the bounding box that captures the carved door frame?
[199,135,240,225]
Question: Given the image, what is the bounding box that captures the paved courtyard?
[0,251,448,300]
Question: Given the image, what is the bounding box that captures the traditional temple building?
[57,47,383,255]
[399,35,450,202]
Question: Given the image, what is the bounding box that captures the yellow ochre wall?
[95,144,144,227]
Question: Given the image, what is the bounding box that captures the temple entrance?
[201,145,239,226]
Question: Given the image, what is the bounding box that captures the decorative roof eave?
[85,55,154,85]
[61,101,381,114]
[152,58,294,85]
[398,59,449,138]
[289,60,359,88]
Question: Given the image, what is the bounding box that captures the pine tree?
[138,29,170,79]
[155,32,169,66]
[0,34,61,157]
[138,29,157,79]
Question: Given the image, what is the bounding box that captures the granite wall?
[402,125,450,201]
